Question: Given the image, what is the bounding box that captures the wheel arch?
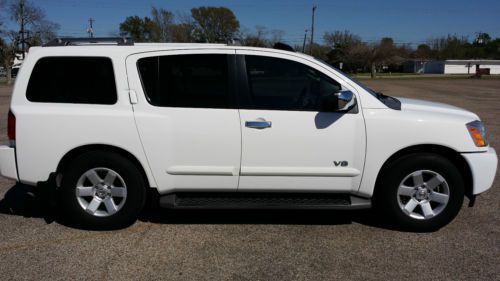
[56,144,155,189]
[374,144,473,199]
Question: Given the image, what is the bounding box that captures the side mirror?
[321,90,356,112]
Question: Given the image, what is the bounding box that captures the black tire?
[60,151,146,229]
[374,153,464,232]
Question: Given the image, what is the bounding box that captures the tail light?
[8,110,15,141]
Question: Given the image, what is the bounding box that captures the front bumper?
[0,145,18,181]
[462,147,498,195]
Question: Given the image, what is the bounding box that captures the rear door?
[126,50,241,194]
[235,50,366,193]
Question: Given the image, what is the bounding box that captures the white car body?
[0,43,497,211]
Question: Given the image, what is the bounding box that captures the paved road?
[0,80,498,281]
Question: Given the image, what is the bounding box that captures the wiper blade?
[372,91,401,110]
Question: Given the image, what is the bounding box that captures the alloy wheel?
[397,170,450,220]
[75,167,127,217]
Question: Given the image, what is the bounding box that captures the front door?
[236,51,366,193]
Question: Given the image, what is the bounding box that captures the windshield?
[314,58,401,110]
[315,59,378,97]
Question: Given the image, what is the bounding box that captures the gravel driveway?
[0,79,498,281]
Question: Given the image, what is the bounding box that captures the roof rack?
[43,37,134,47]
[227,38,242,46]
[273,42,295,52]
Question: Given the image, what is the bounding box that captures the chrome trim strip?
[167,166,238,176]
[240,166,360,177]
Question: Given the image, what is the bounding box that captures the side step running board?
[159,192,371,210]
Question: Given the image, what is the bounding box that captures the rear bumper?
[462,147,498,195]
[0,145,18,181]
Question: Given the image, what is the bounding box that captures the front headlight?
[466,120,488,147]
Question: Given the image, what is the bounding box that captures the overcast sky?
[6,0,500,46]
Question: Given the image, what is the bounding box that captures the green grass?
[352,73,500,80]
[355,72,420,77]
[0,77,14,85]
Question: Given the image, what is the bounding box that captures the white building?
[425,60,500,74]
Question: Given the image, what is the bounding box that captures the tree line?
[118,6,500,78]
[1,2,500,83]
[320,31,500,77]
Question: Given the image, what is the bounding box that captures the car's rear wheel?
[60,151,146,229]
[375,153,464,231]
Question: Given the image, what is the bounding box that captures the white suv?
[0,38,497,231]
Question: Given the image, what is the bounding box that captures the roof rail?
[43,37,134,47]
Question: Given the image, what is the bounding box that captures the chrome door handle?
[245,119,272,129]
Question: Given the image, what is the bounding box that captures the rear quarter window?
[26,57,117,104]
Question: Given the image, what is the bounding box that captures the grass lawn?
[0,77,14,85]
[352,73,500,80]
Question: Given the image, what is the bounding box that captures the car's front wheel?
[375,153,465,231]
[60,151,146,229]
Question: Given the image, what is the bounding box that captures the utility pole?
[87,18,95,38]
[309,5,317,55]
[302,29,308,53]
[19,0,26,59]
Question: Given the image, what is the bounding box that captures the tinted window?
[27,57,117,104]
[137,54,230,108]
[244,55,341,111]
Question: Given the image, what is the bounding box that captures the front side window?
[27,57,117,104]
[137,54,231,108]
[244,55,341,111]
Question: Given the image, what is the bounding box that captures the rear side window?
[27,57,117,104]
[137,54,230,108]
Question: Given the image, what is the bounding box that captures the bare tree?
[10,0,43,25]
[170,11,195,43]
[10,0,42,55]
[242,25,269,47]
[28,20,59,45]
[270,29,285,45]
[324,30,363,71]
[254,25,268,39]
[306,42,330,61]
[347,37,403,78]
[323,30,361,49]
[8,0,59,54]
[240,26,285,47]
[426,35,468,59]
[151,7,174,42]
[0,0,5,31]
